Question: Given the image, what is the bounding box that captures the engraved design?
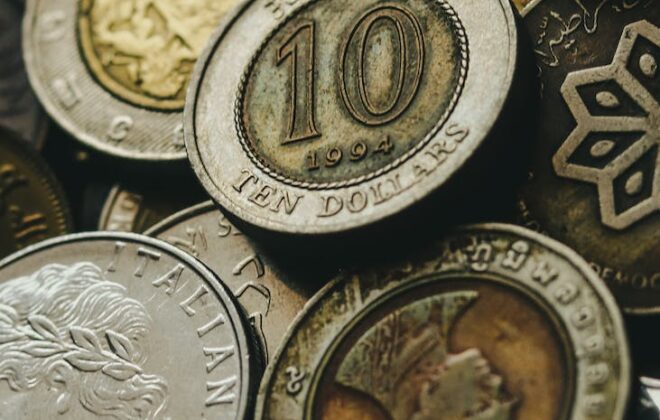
[336,291,515,420]
[78,0,234,110]
[553,21,659,229]
[234,0,468,190]
[0,263,168,419]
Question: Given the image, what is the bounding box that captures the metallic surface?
[23,0,242,160]
[518,0,659,313]
[256,224,630,420]
[0,0,47,148]
[186,0,518,234]
[145,201,323,364]
[0,127,72,260]
[0,232,257,419]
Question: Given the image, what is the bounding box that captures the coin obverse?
[256,225,630,420]
[517,2,659,313]
[0,128,72,260]
[23,0,242,160]
[0,232,258,419]
[186,0,518,234]
[145,201,322,364]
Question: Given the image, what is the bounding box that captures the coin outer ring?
[22,0,186,161]
[0,231,257,420]
[185,0,519,235]
[254,224,631,420]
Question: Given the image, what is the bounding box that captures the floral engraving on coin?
[78,0,234,110]
[553,20,659,230]
[336,291,516,420]
[0,263,168,419]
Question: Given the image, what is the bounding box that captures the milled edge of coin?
[0,127,73,235]
[21,0,187,161]
[254,223,631,419]
[0,231,257,419]
[184,0,519,235]
[97,185,124,231]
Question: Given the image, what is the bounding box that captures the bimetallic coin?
[23,0,243,160]
[0,232,257,419]
[518,1,659,313]
[145,202,324,364]
[0,0,47,148]
[0,128,72,260]
[186,0,518,234]
[256,224,630,420]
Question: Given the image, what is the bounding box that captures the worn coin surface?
[23,0,242,160]
[517,1,659,313]
[256,224,630,420]
[98,184,207,233]
[145,201,323,364]
[0,232,258,419]
[0,128,72,260]
[186,0,518,234]
[0,0,47,148]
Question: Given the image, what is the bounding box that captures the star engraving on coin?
[553,20,659,230]
[0,263,168,418]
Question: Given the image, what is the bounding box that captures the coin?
[638,377,660,419]
[0,127,72,260]
[517,2,659,313]
[0,0,47,148]
[256,224,630,420]
[98,183,207,233]
[0,232,258,419]
[145,201,325,364]
[23,0,242,160]
[186,0,519,234]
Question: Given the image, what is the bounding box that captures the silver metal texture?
[0,232,257,419]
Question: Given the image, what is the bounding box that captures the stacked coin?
[0,0,656,418]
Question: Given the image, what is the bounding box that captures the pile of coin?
[0,0,657,418]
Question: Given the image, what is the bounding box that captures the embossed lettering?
[179,285,209,317]
[206,376,237,406]
[52,74,82,109]
[198,313,226,338]
[107,116,133,142]
[135,248,161,277]
[204,346,235,373]
[152,264,185,296]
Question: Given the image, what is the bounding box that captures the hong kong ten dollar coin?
[23,0,242,160]
[256,225,630,420]
[0,232,259,419]
[145,202,325,364]
[0,127,72,260]
[186,0,519,234]
[517,1,659,313]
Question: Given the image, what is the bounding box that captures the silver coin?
[23,0,242,160]
[256,224,630,420]
[0,232,257,419]
[0,0,47,148]
[185,0,519,235]
[145,201,324,364]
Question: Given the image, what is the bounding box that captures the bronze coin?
[0,127,72,259]
[518,1,659,313]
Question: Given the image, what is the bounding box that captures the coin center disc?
[77,0,236,111]
[237,0,467,187]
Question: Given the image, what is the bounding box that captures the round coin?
[186,0,518,234]
[0,0,47,148]
[0,127,72,260]
[23,0,243,160]
[256,224,630,420]
[145,201,325,364]
[517,1,659,313]
[0,232,258,419]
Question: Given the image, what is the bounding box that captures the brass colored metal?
[0,128,72,259]
[518,1,659,313]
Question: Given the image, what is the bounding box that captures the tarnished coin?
[0,232,258,419]
[0,0,47,148]
[145,201,324,364]
[0,127,72,260]
[98,184,207,233]
[186,0,518,234]
[517,2,659,313]
[256,224,630,420]
[23,0,242,160]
